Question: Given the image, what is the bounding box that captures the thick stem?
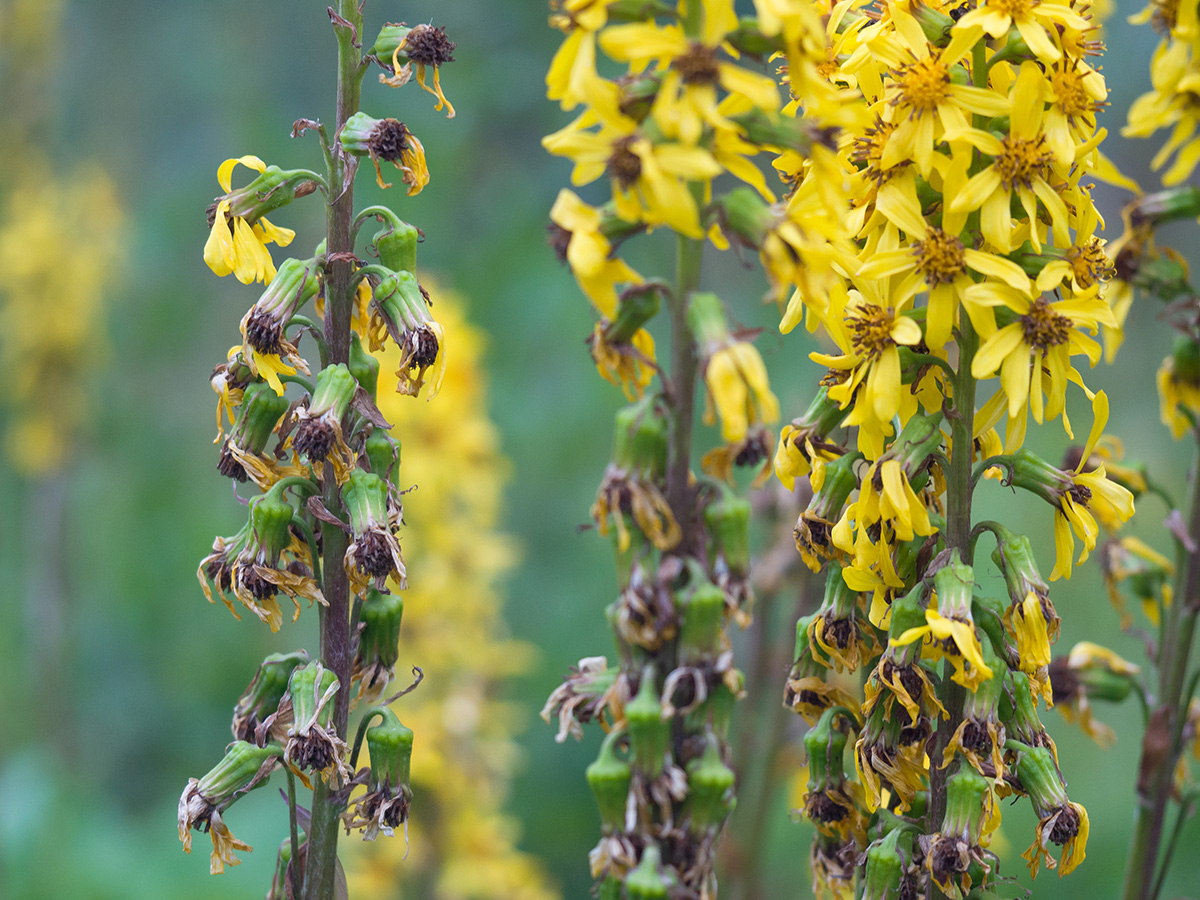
[1121,429,1200,900]
[928,320,978,898]
[667,225,703,548]
[303,2,363,898]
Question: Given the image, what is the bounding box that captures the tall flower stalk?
[178,5,457,898]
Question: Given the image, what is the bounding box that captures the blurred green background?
[1,0,1198,897]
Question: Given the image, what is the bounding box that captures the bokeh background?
[1,0,1198,897]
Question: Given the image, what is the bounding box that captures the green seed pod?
[248,489,296,560]
[942,767,990,842]
[804,707,849,789]
[1134,186,1200,227]
[685,292,730,350]
[357,588,404,676]
[612,397,668,479]
[364,428,399,483]
[884,412,944,476]
[711,188,772,249]
[680,580,727,663]
[231,650,308,742]
[308,363,358,420]
[685,738,736,830]
[596,875,622,900]
[626,666,669,778]
[1013,744,1068,808]
[289,661,338,731]
[624,844,670,900]
[349,333,380,395]
[705,491,750,577]
[861,829,908,900]
[703,673,742,739]
[586,729,631,832]
[888,584,928,638]
[193,740,282,810]
[991,524,1050,608]
[366,708,414,793]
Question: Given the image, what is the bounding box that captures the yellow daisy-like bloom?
[812,293,922,426]
[952,0,1089,63]
[203,156,295,285]
[1009,591,1057,672]
[546,0,618,110]
[950,62,1070,254]
[1051,464,1136,579]
[703,341,781,443]
[543,115,722,238]
[600,0,780,146]
[893,607,994,692]
[1157,351,1200,438]
[970,287,1115,426]
[548,189,642,317]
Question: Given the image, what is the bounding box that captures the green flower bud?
[219,382,288,480]
[371,22,456,68]
[368,211,420,273]
[596,875,622,900]
[266,838,297,900]
[343,470,390,536]
[586,729,631,832]
[340,112,414,163]
[626,666,669,777]
[248,489,296,561]
[364,428,399,482]
[294,363,357,462]
[1007,448,1074,505]
[1131,186,1200,228]
[933,550,975,620]
[610,513,650,586]
[701,672,742,739]
[366,708,414,793]
[1000,670,1053,750]
[624,844,671,900]
[728,108,825,153]
[686,292,730,350]
[941,767,990,843]
[705,490,751,577]
[685,737,736,830]
[861,829,910,900]
[612,396,669,479]
[195,741,282,809]
[232,650,308,743]
[207,166,317,229]
[309,363,357,419]
[289,661,338,733]
[882,412,944,476]
[712,188,772,249]
[606,282,662,345]
[724,18,786,58]
[1172,335,1200,385]
[888,584,928,637]
[349,333,380,395]
[991,524,1050,608]
[356,588,403,696]
[912,2,954,45]
[806,451,859,523]
[680,580,727,663]
[1013,744,1068,809]
[804,707,849,790]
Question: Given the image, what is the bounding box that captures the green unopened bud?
[625,844,671,900]
[804,707,849,789]
[248,488,296,560]
[195,741,282,809]
[992,530,1050,621]
[1013,744,1068,811]
[209,166,317,227]
[972,594,1016,666]
[888,584,928,638]
[729,108,825,153]
[586,729,631,832]
[309,363,357,419]
[1131,186,1200,228]
[705,671,742,738]
[912,2,954,44]
[368,211,420,273]
[807,451,859,522]
[357,588,403,680]
[613,69,662,122]
[232,650,308,743]
[366,708,414,792]
[289,661,338,732]
[705,490,750,576]
[1008,448,1074,505]
[882,412,944,476]
[364,428,399,482]
[612,396,669,479]
[680,580,727,662]
[933,550,975,619]
[626,666,669,777]
[713,188,772,249]
[229,381,288,457]
[606,282,663,344]
[861,829,909,900]
[610,513,650,586]
[596,875,622,900]
[349,333,380,395]
[686,292,730,351]
[374,269,436,345]
[1000,670,1051,748]
[342,470,390,536]
[685,737,736,830]
[942,767,990,842]
[725,16,786,56]
[608,0,675,20]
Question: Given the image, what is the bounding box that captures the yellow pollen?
[996,135,1052,188]
[853,119,901,183]
[1066,238,1114,288]
[847,303,899,358]
[990,0,1038,16]
[914,229,966,284]
[1020,297,1072,352]
[892,52,951,115]
[1050,66,1097,119]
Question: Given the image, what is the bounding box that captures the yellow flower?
[547,0,617,110]
[703,341,781,443]
[590,323,656,399]
[953,0,1089,63]
[202,156,295,284]
[893,608,994,692]
[1157,350,1200,438]
[548,189,642,317]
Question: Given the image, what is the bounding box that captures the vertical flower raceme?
[180,7,466,897]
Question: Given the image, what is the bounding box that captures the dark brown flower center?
[915,228,966,284]
[607,136,643,189]
[217,440,249,482]
[402,24,456,66]
[996,135,1052,189]
[368,119,412,162]
[245,308,284,354]
[295,416,335,461]
[1019,297,1072,352]
[673,42,721,85]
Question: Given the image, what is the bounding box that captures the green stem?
[1121,428,1200,900]
[666,202,703,549]
[303,2,363,897]
[286,766,302,899]
[928,319,978,900]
